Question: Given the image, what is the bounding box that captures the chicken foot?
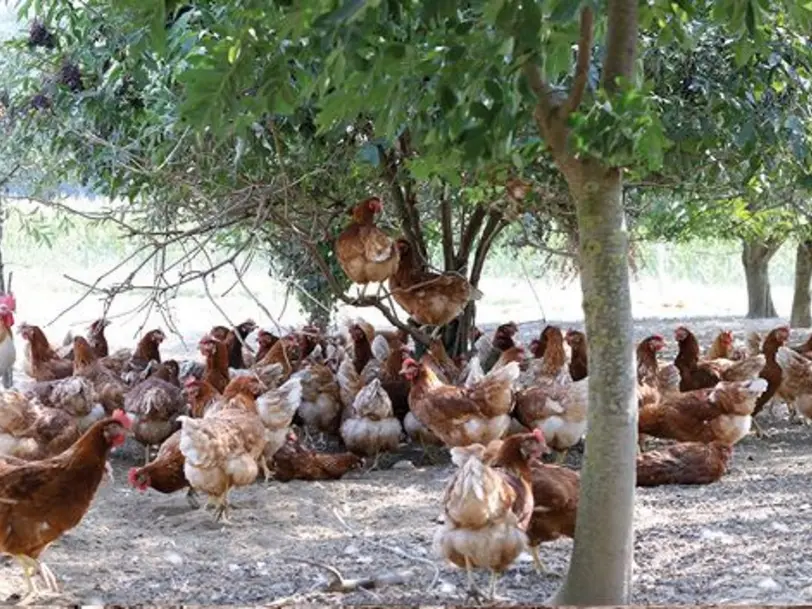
[185,488,200,509]
[529,546,559,577]
[13,555,60,605]
[213,486,233,523]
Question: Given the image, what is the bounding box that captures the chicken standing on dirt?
[293,348,343,436]
[565,329,588,381]
[176,404,267,522]
[774,346,812,424]
[128,429,199,508]
[0,410,131,602]
[125,361,188,465]
[256,375,304,475]
[72,336,126,414]
[335,196,400,299]
[434,431,545,601]
[388,238,481,337]
[636,442,733,487]
[636,334,667,386]
[340,377,403,465]
[752,326,791,436]
[185,377,222,418]
[524,459,579,574]
[20,324,72,382]
[271,431,362,481]
[401,355,518,447]
[674,326,766,391]
[102,329,165,382]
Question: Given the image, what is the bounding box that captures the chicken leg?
[463,556,485,603]
[14,555,60,605]
[213,485,233,523]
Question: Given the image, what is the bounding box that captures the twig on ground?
[331,507,441,590]
[290,557,414,593]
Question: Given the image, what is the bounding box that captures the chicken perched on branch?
[20,324,73,382]
[0,410,131,602]
[389,238,482,337]
[335,196,400,299]
[434,431,545,601]
[401,355,518,447]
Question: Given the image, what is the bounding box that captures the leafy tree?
[4,0,812,603]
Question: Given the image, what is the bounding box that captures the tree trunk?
[742,239,780,319]
[550,163,636,605]
[790,240,812,327]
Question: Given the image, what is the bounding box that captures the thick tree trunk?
[550,163,637,605]
[741,239,780,319]
[790,240,812,327]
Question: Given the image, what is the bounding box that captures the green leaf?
[549,0,582,23]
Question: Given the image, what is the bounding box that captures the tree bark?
[549,163,637,606]
[524,1,637,604]
[790,240,812,327]
[741,239,781,319]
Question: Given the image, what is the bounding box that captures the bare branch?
[563,6,595,117]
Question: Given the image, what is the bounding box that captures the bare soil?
[2,316,811,606]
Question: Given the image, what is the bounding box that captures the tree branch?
[456,205,487,270]
[470,212,506,287]
[602,0,639,92]
[440,184,454,270]
[563,6,594,117]
[523,62,555,135]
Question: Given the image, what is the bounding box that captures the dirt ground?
[2,315,811,606]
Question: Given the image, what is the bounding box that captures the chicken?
[87,318,111,358]
[427,338,462,384]
[564,329,588,381]
[367,334,411,423]
[0,299,15,389]
[674,326,765,391]
[335,196,400,298]
[211,319,257,370]
[271,431,362,481]
[752,326,791,436]
[253,334,299,379]
[346,320,375,375]
[521,325,568,387]
[199,333,230,393]
[24,376,104,432]
[636,334,666,386]
[19,324,73,382]
[184,377,221,418]
[256,375,303,473]
[638,378,769,444]
[0,410,130,601]
[388,238,481,336]
[115,328,166,383]
[293,350,343,435]
[706,330,735,360]
[635,442,733,487]
[128,429,198,507]
[525,460,579,573]
[124,363,188,464]
[434,431,545,601]
[481,322,520,373]
[340,378,403,463]
[0,391,81,460]
[255,330,279,363]
[176,405,267,522]
[775,346,812,424]
[72,336,126,414]
[514,376,589,462]
[401,355,518,447]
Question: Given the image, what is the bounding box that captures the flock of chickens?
[2,195,812,603]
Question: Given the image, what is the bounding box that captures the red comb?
[402,357,417,366]
[0,293,16,312]
[112,409,132,429]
